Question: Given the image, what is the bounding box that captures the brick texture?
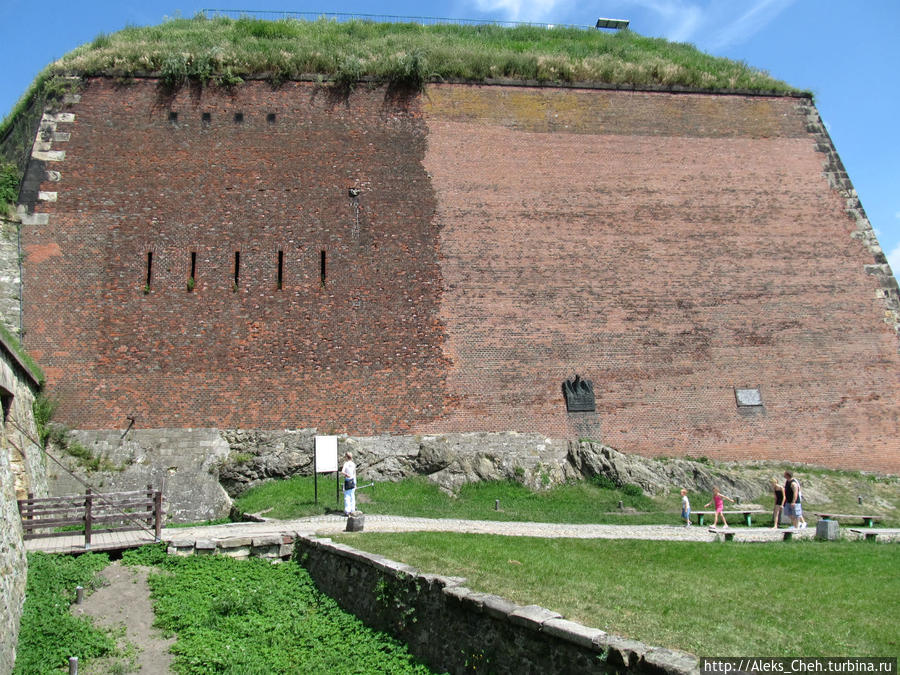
[20,80,900,473]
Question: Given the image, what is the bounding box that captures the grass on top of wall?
[44,14,796,94]
[331,532,900,658]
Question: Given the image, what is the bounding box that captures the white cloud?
[460,0,794,44]
[612,0,703,43]
[703,0,794,51]
[888,242,900,278]
[470,0,568,22]
[587,0,794,49]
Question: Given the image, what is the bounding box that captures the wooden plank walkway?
[25,529,160,554]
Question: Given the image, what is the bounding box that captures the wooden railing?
[17,485,162,550]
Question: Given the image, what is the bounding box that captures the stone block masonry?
[0,327,44,674]
[18,78,900,474]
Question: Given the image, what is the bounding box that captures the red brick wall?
[21,80,900,473]
[23,79,451,432]
[418,85,900,473]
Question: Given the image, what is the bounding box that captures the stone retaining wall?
[0,329,43,674]
[0,435,27,675]
[295,535,698,675]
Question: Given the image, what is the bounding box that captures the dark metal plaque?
[563,375,596,413]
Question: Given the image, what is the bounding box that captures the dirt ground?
[71,562,174,674]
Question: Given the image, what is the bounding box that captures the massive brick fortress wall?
[19,79,900,472]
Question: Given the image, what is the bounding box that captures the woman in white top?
[340,452,357,516]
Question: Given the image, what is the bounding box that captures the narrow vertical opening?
[233,251,240,288]
[320,250,327,285]
[188,251,196,292]
[145,252,153,292]
[267,113,276,124]
[277,250,284,290]
[0,388,12,424]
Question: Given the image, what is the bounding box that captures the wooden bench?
[691,509,765,527]
[848,528,900,542]
[814,513,879,527]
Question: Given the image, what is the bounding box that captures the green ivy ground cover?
[13,553,117,674]
[15,548,435,674]
[120,546,435,674]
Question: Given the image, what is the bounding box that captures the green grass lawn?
[231,470,900,528]
[331,532,900,658]
[231,474,784,527]
[232,474,689,524]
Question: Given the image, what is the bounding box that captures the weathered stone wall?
[18,78,900,474]
[295,534,698,675]
[0,218,22,339]
[49,429,231,523]
[0,332,43,674]
[0,432,27,675]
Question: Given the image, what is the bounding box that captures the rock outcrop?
[569,442,765,499]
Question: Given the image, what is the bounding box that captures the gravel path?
[163,514,814,544]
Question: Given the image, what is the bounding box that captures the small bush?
[622,483,643,497]
[32,393,59,446]
[591,474,617,490]
[0,163,20,206]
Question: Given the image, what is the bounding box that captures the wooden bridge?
[18,486,163,555]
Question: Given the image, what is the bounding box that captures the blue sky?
[1,0,898,276]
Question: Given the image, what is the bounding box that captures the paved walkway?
[25,515,820,554]
[164,515,813,544]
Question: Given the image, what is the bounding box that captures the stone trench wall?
[0,436,27,675]
[0,333,44,674]
[295,534,698,675]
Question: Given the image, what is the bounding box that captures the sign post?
[314,436,339,506]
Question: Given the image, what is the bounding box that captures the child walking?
[680,488,692,527]
[704,486,735,529]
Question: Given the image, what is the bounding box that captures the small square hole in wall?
[201,112,211,125]
[735,387,763,408]
[168,111,178,123]
[234,112,244,123]
[267,113,276,124]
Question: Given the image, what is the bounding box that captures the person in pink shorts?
[704,486,735,529]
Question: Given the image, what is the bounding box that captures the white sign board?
[315,435,338,473]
